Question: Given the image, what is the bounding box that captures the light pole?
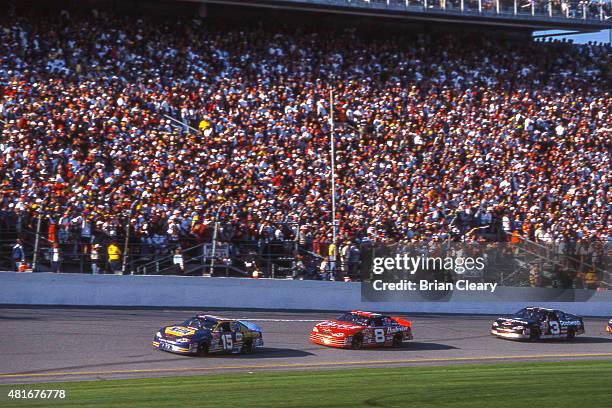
[122,201,138,275]
[329,89,338,278]
[31,210,43,271]
[208,202,228,277]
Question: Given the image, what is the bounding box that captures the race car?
[606,319,612,333]
[309,310,413,349]
[491,307,584,341]
[153,314,263,355]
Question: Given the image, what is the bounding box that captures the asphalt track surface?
[1,308,611,384]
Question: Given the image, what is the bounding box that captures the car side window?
[371,317,384,327]
[216,322,231,332]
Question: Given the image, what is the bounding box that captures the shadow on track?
[204,348,314,359]
[309,342,457,352]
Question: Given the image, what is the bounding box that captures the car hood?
[495,317,534,327]
[159,325,210,339]
[314,320,365,335]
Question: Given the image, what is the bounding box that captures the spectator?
[107,242,121,275]
[173,247,184,274]
[51,242,61,273]
[0,8,609,279]
[91,243,101,274]
[11,239,25,272]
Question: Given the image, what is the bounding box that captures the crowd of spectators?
[0,7,609,278]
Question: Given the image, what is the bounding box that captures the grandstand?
[0,0,609,287]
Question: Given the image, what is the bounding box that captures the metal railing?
[273,0,612,23]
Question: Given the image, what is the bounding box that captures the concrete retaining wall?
[1,272,611,316]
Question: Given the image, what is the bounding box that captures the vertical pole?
[582,3,586,19]
[479,0,482,13]
[461,0,464,12]
[424,0,427,9]
[514,0,517,15]
[330,89,337,279]
[496,0,500,13]
[532,0,535,16]
[549,0,552,16]
[122,211,130,275]
[209,219,219,276]
[32,212,42,271]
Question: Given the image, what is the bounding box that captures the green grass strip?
[1,360,611,408]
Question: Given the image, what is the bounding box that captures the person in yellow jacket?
[584,270,598,290]
[107,242,121,275]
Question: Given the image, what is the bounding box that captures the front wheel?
[351,335,363,350]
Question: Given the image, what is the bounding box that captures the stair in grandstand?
[512,235,610,289]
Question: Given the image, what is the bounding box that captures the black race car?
[491,307,584,341]
[153,314,264,355]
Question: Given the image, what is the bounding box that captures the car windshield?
[336,313,370,326]
[514,309,542,321]
[183,317,217,330]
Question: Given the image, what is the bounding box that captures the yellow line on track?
[2,352,612,379]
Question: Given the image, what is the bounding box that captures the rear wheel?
[241,340,255,354]
[392,334,403,348]
[197,342,209,356]
[351,334,363,350]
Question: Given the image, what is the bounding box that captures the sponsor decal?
[165,326,197,337]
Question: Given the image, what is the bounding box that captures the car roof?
[350,310,383,318]
[524,307,556,312]
[194,314,232,322]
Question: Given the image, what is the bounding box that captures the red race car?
[309,310,413,349]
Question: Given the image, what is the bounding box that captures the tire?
[351,334,363,350]
[196,342,209,356]
[567,329,575,340]
[241,340,255,354]
[392,334,403,348]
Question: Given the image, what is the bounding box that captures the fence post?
[209,220,219,276]
[31,212,42,271]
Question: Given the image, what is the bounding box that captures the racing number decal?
[221,334,233,350]
[374,328,385,343]
[549,321,560,335]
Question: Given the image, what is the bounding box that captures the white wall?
[1,272,611,316]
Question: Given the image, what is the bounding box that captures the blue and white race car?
[153,314,263,355]
[491,307,584,341]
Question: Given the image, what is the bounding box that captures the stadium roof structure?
[195,0,612,31]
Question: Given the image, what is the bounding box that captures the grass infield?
[1,360,611,407]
